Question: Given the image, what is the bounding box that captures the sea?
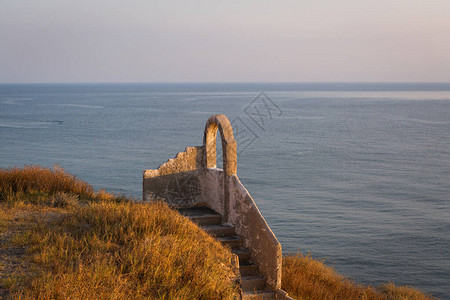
[1,83,449,298]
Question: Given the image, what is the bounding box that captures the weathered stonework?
[143,146,205,206]
[143,114,287,297]
[227,176,282,290]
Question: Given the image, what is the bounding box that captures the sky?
[1,0,449,83]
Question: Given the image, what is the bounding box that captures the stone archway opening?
[216,132,224,169]
[203,114,237,177]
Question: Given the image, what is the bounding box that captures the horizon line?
[2,81,450,85]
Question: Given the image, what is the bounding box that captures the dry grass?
[378,283,436,300]
[282,253,436,300]
[0,165,94,202]
[0,166,239,299]
[282,253,382,300]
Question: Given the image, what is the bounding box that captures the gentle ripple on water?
[1,83,449,298]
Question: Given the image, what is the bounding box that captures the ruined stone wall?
[199,168,224,215]
[143,146,205,206]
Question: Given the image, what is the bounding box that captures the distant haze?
[1,0,449,83]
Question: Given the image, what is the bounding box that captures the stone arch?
[203,114,237,176]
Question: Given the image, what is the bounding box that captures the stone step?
[186,214,222,226]
[177,206,218,216]
[218,236,242,249]
[242,291,275,300]
[177,206,272,297]
[241,275,265,291]
[202,224,235,237]
[239,261,259,276]
[231,248,251,262]
[178,207,222,226]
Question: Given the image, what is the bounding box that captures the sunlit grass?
[12,201,238,299]
[282,253,436,300]
[378,282,436,300]
[0,165,94,202]
[0,166,238,299]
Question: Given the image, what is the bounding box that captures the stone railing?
[143,114,283,292]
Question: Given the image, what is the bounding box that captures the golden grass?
[0,166,239,299]
[0,165,94,201]
[378,282,436,300]
[12,201,238,299]
[282,253,436,300]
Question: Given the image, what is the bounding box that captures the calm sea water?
[1,83,449,298]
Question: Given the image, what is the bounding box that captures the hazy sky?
[1,0,449,83]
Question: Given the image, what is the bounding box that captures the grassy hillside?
[282,254,435,300]
[0,166,239,299]
[0,166,435,299]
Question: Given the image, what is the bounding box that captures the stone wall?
[228,176,282,290]
[143,146,205,206]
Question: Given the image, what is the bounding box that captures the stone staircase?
[178,206,275,299]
